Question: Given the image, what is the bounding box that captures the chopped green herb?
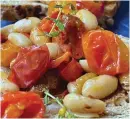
[44,31,60,37]
[67,3,77,15]
[44,90,64,107]
[55,20,65,31]
[71,10,77,15]
[50,31,60,37]
[65,111,77,118]
[44,90,77,118]
[46,17,65,31]
[54,4,63,8]
[67,3,76,11]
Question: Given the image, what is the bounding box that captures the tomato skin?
[59,58,83,81]
[9,45,50,88]
[1,91,45,118]
[50,52,71,68]
[1,40,20,67]
[38,18,53,33]
[38,11,59,33]
[82,30,129,75]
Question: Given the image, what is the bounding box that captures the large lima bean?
[13,17,40,33]
[79,59,91,72]
[0,67,19,94]
[82,75,118,99]
[63,93,106,114]
[8,33,33,47]
[76,9,98,30]
[1,24,14,39]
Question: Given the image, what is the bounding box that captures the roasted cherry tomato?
[1,91,45,118]
[9,45,50,88]
[76,1,104,18]
[1,40,20,67]
[38,11,59,33]
[82,30,129,75]
[52,14,86,59]
[48,1,76,16]
[59,58,83,81]
[38,18,54,33]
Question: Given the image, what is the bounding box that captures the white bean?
[76,73,97,93]
[63,93,106,114]
[79,59,91,72]
[1,24,14,38]
[8,33,33,47]
[82,75,118,99]
[76,9,98,30]
[13,17,40,33]
[30,27,50,46]
[67,81,79,94]
[0,67,19,94]
[0,67,10,80]
[46,43,62,59]
[0,79,19,94]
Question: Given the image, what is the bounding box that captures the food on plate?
[82,30,129,75]
[13,17,41,33]
[0,1,129,118]
[1,41,20,67]
[8,45,50,88]
[1,1,120,29]
[1,24,14,42]
[30,27,51,46]
[1,91,45,118]
[82,75,118,99]
[76,9,98,30]
[0,67,19,94]
[79,59,92,72]
[8,33,33,47]
[63,93,106,113]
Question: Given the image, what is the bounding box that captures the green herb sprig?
[44,2,77,38]
[44,90,76,118]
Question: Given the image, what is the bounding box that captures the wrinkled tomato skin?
[9,45,50,88]
[59,58,83,81]
[38,18,53,33]
[82,30,129,75]
[1,91,45,118]
[52,14,86,59]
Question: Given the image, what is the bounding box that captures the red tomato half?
[1,91,45,118]
[9,45,50,88]
[82,30,129,75]
[59,58,83,81]
[38,11,59,33]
